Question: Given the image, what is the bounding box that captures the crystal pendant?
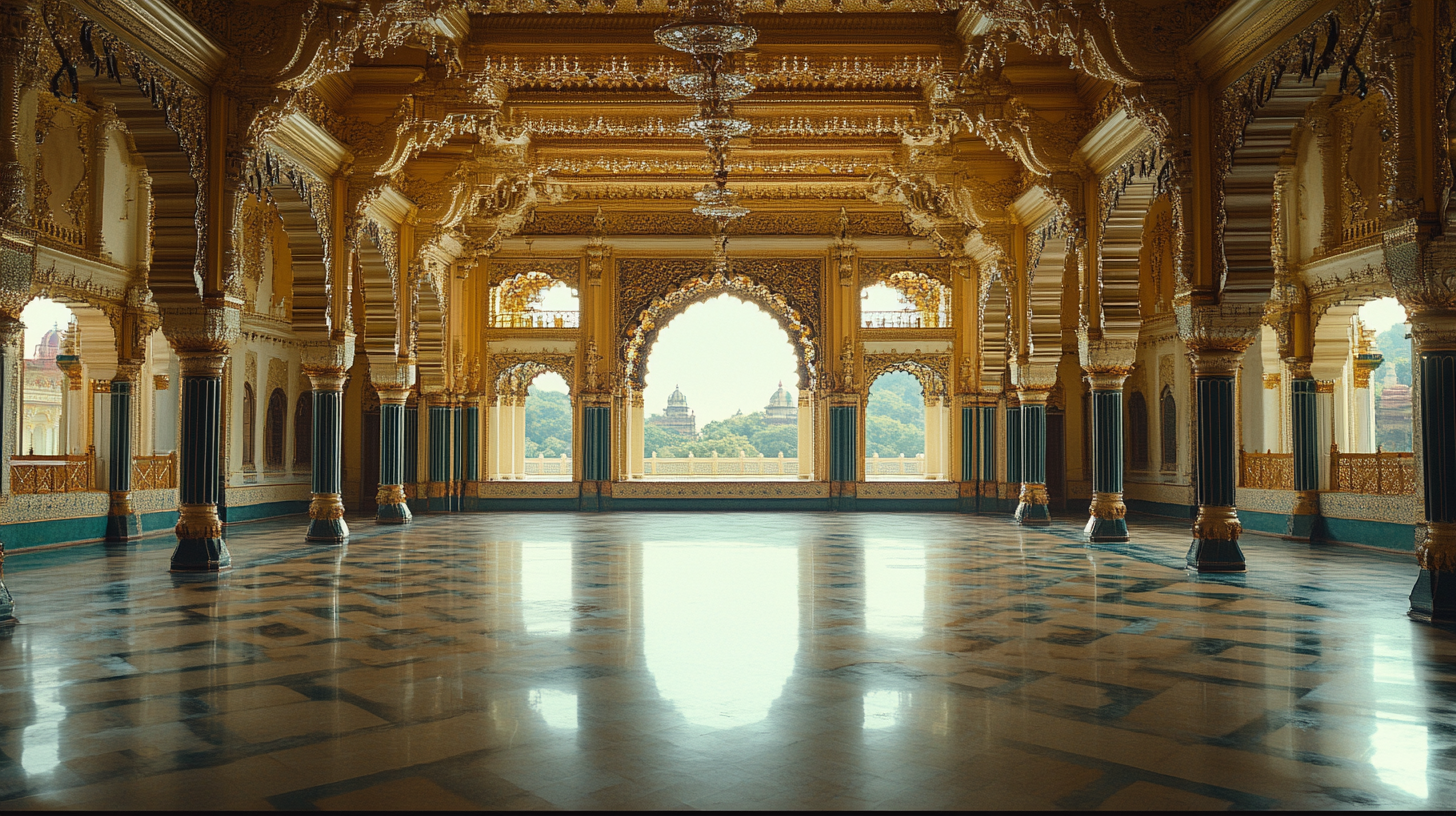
[655,0,757,56]
[682,113,752,139]
[668,72,754,103]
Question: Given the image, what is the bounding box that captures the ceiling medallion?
[657,0,756,232]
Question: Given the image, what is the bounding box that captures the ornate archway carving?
[490,353,575,401]
[620,260,822,392]
[863,352,949,399]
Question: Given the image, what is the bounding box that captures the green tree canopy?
[524,386,572,457]
[864,371,925,457]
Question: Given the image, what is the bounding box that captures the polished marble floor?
[0,512,1453,810]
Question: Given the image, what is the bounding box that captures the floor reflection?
[643,540,797,729]
[0,512,1453,810]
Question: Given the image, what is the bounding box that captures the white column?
[797,393,813,479]
[1262,375,1282,453]
[629,397,645,479]
[923,397,945,480]
[1316,383,1334,489]
[513,400,527,479]
[1355,382,1374,452]
[488,399,501,480]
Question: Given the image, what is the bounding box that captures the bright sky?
[20,298,74,357]
[531,370,570,394]
[642,295,799,424]
[1358,297,1408,334]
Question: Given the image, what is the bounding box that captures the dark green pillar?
[582,403,611,480]
[1085,370,1130,542]
[105,368,142,541]
[427,399,451,512]
[375,389,411,524]
[1006,399,1022,514]
[829,404,857,482]
[1186,346,1248,572]
[979,404,997,512]
[403,402,418,488]
[305,370,348,542]
[1015,392,1051,525]
[0,319,21,619]
[1411,327,1456,621]
[1287,370,1321,538]
[171,352,230,571]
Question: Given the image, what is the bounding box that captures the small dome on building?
[767,381,793,408]
[667,385,689,407]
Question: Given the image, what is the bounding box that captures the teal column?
[1411,331,1456,620]
[960,406,975,486]
[1006,400,1022,494]
[105,367,142,541]
[1084,371,1130,542]
[1015,393,1051,525]
[0,320,21,619]
[171,352,230,571]
[375,390,411,524]
[403,403,418,487]
[1186,347,1248,572]
[829,404,857,482]
[427,399,451,511]
[582,404,611,480]
[305,370,348,542]
[1287,371,1321,538]
[463,404,479,482]
[979,404,997,512]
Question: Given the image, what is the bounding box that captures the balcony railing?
[1239,449,1293,490]
[865,453,926,476]
[11,453,95,494]
[861,310,946,329]
[133,453,178,491]
[492,310,580,329]
[1332,446,1415,495]
[644,453,799,477]
[523,456,572,476]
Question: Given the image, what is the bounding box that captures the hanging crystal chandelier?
[657,0,757,225]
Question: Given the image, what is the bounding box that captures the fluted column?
[304,368,348,542]
[104,363,142,541]
[1013,364,1056,525]
[0,316,21,620]
[978,396,997,510]
[370,359,414,524]
[1287,362,1321,538]
[426,394,451,511]
[1184,340,1255,572]
[1005,395,1021,512]
[1409,308,1456,620]
[172,350,230,570]
[1084,369,1132,542]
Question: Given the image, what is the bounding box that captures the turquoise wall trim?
[4,510,175,550]
[221,500,311,524]
[1240,509,1417,553]
[1127,498,1197,519]
[1240,509,1290,536]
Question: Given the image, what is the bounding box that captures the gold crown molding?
[523,211,910,236]
[70,0,226,89]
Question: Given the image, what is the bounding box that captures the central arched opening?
[490,365,574,481]
[864,369,948,480]
[638,294,808,480]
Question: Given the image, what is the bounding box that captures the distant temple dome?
[764,381,796,425]
[651,385,697,437]
[29,324,64,369]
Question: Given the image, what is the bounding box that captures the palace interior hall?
[1,0,1456,810]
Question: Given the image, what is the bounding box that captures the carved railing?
[523,455,572,476]
[1343,218,1382,246]
[861,310,946,329]
[644,453,800,477]
[1331,446,1415,495]
[492,310,580,329]
[10,453,95,494]
[132,453,178,491]
[865,453,926,476]
[1239,448,1293,490]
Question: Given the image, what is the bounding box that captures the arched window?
[1160,386,1178,470]
[294,392,312,466]
[265,389,286,468]
[242,383,256,467]
[1128,391,1149,470]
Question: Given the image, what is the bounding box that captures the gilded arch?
[1099,140,1171,340]
[255,149,335,338]
[357,218,400,356]
[863,353,950,400]
[619,259,822,392]
[490,354,575,401]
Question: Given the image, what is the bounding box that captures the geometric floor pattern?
[0,512,1452,810]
